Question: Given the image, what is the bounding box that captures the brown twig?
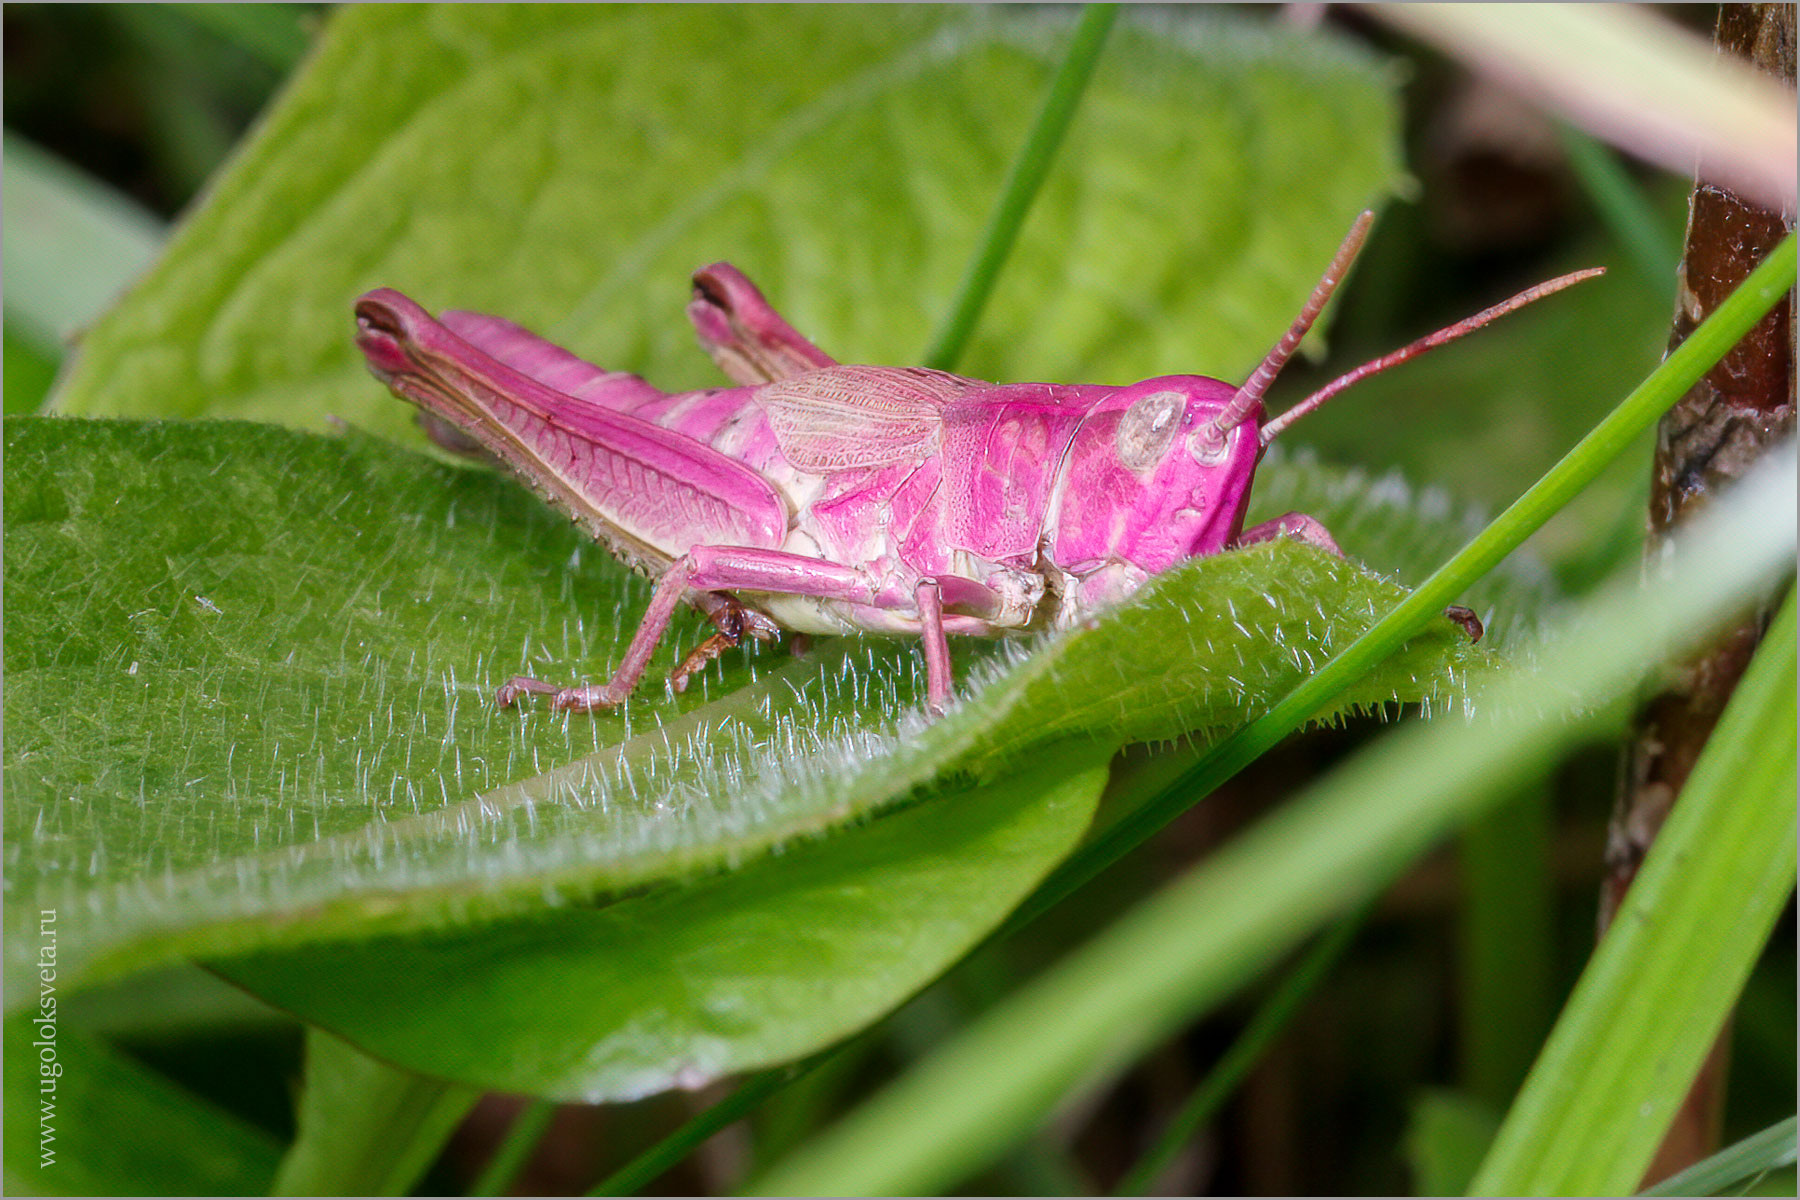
[1604,5,1795,1189]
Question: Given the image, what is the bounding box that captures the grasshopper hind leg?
[498,547,866,714]
[497,556,700,713]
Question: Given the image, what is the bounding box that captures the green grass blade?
[1016,232,1797,931]
[922,4,1119,370]
[1113,903,1370,1195]
[469,1098,557,1197]
[1555,121,1681,292]
[1,133,164,356]
[1639,1116,1799,1197]
[746,449,1796,1198]
[1407,1091,1504,1196]
[272,1029,478,1197]
[165,3,314,73]
[1457,790,1555,1104]
[591,1062,819,1196]
[1469,586,1798,1195]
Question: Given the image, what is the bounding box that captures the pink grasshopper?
[356,212,1598,715]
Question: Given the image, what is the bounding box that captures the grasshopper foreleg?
[1233,512,1343,556]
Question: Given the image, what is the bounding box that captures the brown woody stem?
[1607,5,1796,1189]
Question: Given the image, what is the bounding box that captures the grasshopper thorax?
[1049,375,1264,592]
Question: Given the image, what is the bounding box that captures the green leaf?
[743,445,1795,1200]
[1470,585,1798,1195]
[2,1014,281,1196]
[1404,1089,1501,1197]
[49,5,1403,436]
[218,740,1113,1100]
[4,417,1485,1006]
[271,1029,477,1197]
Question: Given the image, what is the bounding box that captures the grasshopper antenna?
[1259,266,1605,445]
[1207,210,1376,444]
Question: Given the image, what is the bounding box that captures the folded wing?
[356,289,789,569]
[758,365,974,472]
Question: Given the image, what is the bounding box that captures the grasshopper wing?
[357,289,789,569]
[757,365,975,472]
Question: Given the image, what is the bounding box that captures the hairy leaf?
[217,741,1113,1100]
[5,418,1485,1008]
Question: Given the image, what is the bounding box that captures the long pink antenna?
[1259,266,1606,445]
[1210,210,1375,438]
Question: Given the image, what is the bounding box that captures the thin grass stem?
[469,1098,558,1197]
[1113,903,1370,1195]
[922,5,1119,371]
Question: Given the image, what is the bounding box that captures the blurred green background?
[5,5,1790,1196]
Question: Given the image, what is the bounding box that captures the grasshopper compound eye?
[1115,390,1184,471]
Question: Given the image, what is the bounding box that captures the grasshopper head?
[1063,211,1606,555]
[1051,376,1265,589]
[1048,210,1600,618]
[1051,214,1378,605]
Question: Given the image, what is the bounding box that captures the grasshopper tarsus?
[496,675,625,712]
[669,630,743,694]
[548,685,627,713]
[496,675,562,708]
